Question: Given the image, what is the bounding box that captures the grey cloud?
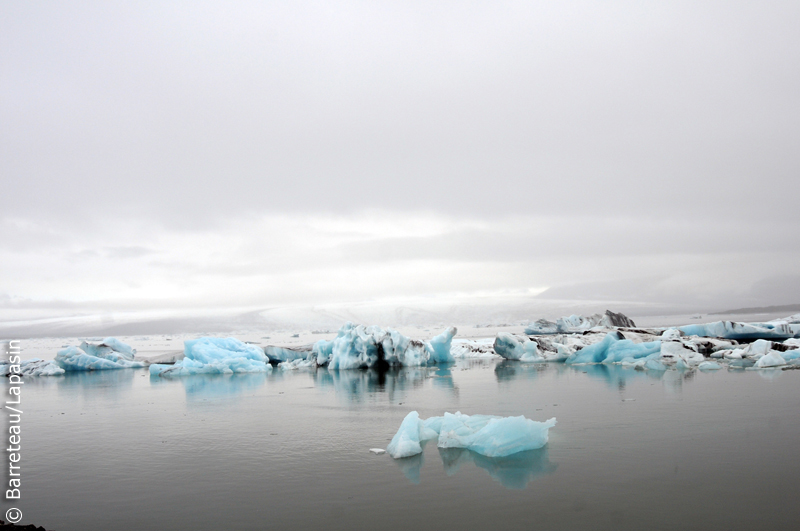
[2,1,798,231]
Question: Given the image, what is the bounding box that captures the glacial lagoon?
[7,357,800,531]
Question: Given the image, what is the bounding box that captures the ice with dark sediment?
[309,323,457,369]
[1,358,65,376]
[264,345,312,363]
[497,312,800,372]
[525,310,636,335]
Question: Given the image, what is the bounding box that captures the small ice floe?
[369,448,386,455]
[386,411,556,459]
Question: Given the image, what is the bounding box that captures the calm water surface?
[7,361,800,530]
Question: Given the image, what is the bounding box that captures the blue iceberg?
[1,358,65,377]
[312,323,456,369]
[55,338,144,371]
[386,411,556,459]
[150,337,271,376]
[425,327,457,364]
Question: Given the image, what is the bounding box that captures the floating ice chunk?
[150,357,271,376]
[387,411,425,458]
[313,323,457,369]
[661,328,683,341]
[754,351,787,368]
[698,361,722,371]
[565,332,623,364]
[524,319,560,335]
[264,345,311,363]
[679,321,797,340]
[782,350,800,361]
[369,448,386,455]
[0,358,65,377]
[311,339,333,366]
[425,327,457,364]
[450,338,499,359]
[744,340,773,358]
[603,340,662,364]
[327,323,381,370]
[660,341,704,366]
[278,359,315,371]
[97,338,136,358]
[525,310,635,335]
[387,411,556,459]
[494,333,543,362]
[150,337,270,376]
[459,415,556,458]
[55,346,144,371]
[185,337,266,363]
[723,348,745,359]
[784,338,800,348]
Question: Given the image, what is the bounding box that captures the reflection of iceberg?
[392,444,426,484]
[178,373,268,400]
[314,367,433,403]
[438,447,557,489]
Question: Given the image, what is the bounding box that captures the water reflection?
[394,445,557,489]
[496,361,701,395]
[394,441,428,484]
[314,367,456,402]
[57,368,137,400]
[149,372,268,402]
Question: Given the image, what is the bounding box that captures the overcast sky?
[2,1,799,326]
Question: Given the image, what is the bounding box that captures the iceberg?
[525,310,635,335]
[150,337,271,376]
[1,358,65,377]
[494,333,576,362]
[387,411,426,459]
[563,331,662,365]
[55,341,144,371]
[264,345,311,363]
[387,411,556,459]
[311,323,456,369]
[678,321,798,340]
[753,351,787,369]
[493,333,544,362]
[425,327,457,364]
